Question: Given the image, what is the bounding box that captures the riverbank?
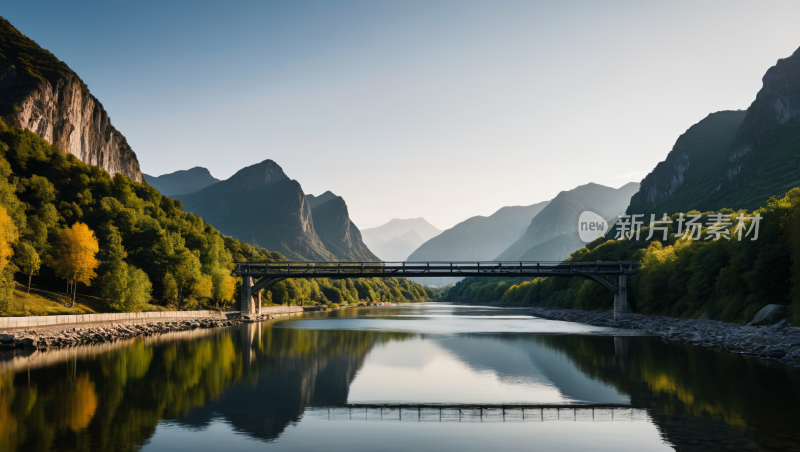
[528,307,800,368]
[0,311,303,352]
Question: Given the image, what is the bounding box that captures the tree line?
[0,119,428,314]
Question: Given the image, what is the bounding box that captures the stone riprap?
[0,311,304,353]
[529,307,800,368]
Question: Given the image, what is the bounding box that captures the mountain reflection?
[1,319,799,451]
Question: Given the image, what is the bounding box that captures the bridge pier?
[240,276,261,316]
[613,275,628,314]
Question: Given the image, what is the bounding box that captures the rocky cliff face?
[626,111,745,216]
[310,194,378,261]
[627,46,800,216]
[0,17,142,182]
[727,46,800,179]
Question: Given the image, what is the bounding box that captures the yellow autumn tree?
[50,223,99,307]
[0,205,18,273]
[0,205,19,313]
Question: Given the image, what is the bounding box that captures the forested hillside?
[0,119,427,314]
[628,46,800,217]
[445,188,800,324]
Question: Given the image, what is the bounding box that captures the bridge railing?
[233,261,639,277]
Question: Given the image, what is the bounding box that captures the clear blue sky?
[4,1,800,228]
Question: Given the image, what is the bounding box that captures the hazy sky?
[4,1,800,229]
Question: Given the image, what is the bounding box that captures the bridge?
[305,404,649,423]
[232,261,639,315]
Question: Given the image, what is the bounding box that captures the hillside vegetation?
[445,188,800,324]
[628,47,800,218]
[0,119,428,314]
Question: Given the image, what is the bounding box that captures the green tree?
[14,240,39,293]
[97,225,152,312]
[100,263,152,312]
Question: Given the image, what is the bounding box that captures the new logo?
[578,211,608,243]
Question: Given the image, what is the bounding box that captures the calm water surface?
[1,303,799,451]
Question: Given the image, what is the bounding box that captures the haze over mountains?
[408,201,549,261]
[361,219,442,261]
[497,182,640,261]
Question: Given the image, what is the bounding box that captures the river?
[1,303,799,451]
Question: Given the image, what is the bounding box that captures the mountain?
[144,167,220,197]
[176,160,333,261]
[175,160,376,261]
[308,192,379,261]
[362,218,442,243]
[628,46,800,216]
[361,218,442,261]
[496,182,640,261]
[625,111,746,218]
[306,191,338,209]
[0,17,142,182]
[365,230,426,262]
[407,201,550,261]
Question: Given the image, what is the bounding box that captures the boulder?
[15,337,37,349]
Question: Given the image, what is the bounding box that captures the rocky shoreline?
[528,307,800,368]
[0,312,296,352]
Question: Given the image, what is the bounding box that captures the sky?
[4,1,800,229]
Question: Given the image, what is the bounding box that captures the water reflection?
[0,304,798,451]
[347,335,629,404]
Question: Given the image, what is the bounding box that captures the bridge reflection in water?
[309,405,650,423]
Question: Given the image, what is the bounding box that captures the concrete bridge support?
[240,276,262,316]
[613,275,628,314]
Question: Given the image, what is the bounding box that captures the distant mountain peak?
[227,160,288,189]
[361,217,443,261]
[398,229,423,243]
[307,191,339,209]
[407,200,549,262]
[144,166,220,197]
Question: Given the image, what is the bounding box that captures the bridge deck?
[233,261,639,279]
